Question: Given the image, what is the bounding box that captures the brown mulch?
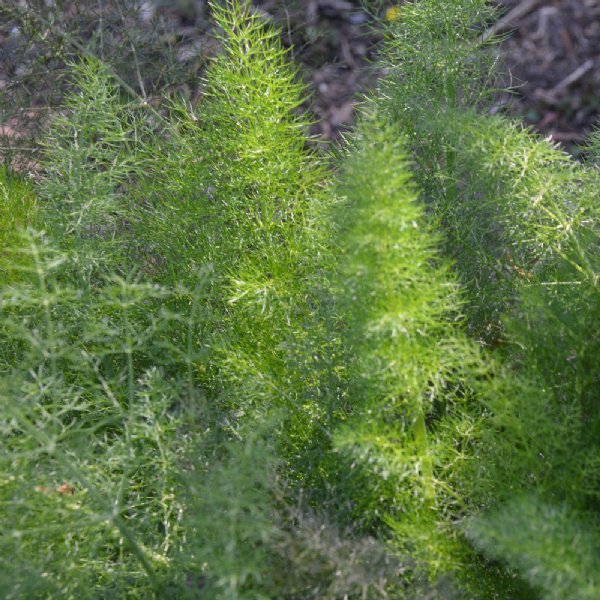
[495,0,600,150]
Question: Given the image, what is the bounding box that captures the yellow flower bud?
[385,6,399,22]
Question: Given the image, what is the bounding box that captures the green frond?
[467,494,600,600]
[40,58,149,281]
[325,115,496,591]
[378,0,500,116]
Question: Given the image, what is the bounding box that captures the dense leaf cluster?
[1,1,599,598]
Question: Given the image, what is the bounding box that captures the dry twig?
[481,0,542,42]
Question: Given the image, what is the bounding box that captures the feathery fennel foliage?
[374,0,600,596]
[332,117,463,516]
[3,0,600,598]
[137,0,324,278]
[133,0,341,484]
[40,58,150,282]
[0,58,208,600]
[441,115,600,595]
[0,240,209,597]
[467,494,600,600]
[0,168,37,286]
[326,116,493,592]
[378,0,499,117]
[134,0,333,426]
[146,4,365,595]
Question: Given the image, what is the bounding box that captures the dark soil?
[496,0,600,149]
